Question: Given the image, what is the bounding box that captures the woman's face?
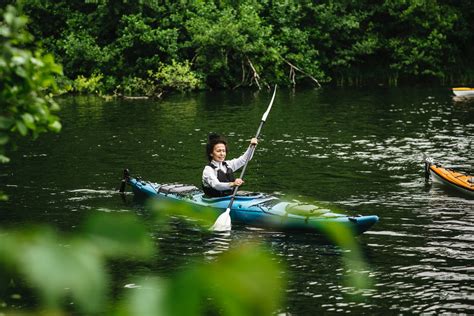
[211,143,226,162]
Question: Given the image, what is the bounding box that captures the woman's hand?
[250,137,258,146]
[232,178,244,187]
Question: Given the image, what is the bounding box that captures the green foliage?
[0,214,145,314]
[120,75,158,97]
[73,72,104,94]
[58,29,110,78]
[150,198,218,227]
[0,5,62,200]
[163,243,283,315]
[383,1,459,80]
[0,203,285,315]
[303,2,380,84]
[13,0,474,89]
[186,2,278,87]
[151,60,203,92]
[119,240,283,316]
[114,13,179,72]
[0,186,371,315]
[117,60,203,97]
[82,212,154,258]
[318,222,372,290]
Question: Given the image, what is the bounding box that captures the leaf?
[165,243,284,315]
[26,236,106,313]
[0,154,10,163]
[150,199,217,227]
[82,213,154,259]
[0,117,14,130]
[22,113,35,129]
[48,120,61,132]
[207,244,284,315]
[1,227,108,314]
[0,133,9,145]
[0,191,8,201]
[120,277,168,316]
[49,100,60,112]
[15,121,28,136]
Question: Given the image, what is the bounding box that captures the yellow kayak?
[452,87,474,97]
[425,158,474,197]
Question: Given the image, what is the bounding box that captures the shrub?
[73,73,104,95]
[150,60,204,92]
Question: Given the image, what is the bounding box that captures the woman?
[202,133,258,197]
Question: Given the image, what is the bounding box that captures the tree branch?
[233,59,247,90]
[247,57,262,90]
[283,59,321,88]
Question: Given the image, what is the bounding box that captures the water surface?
[1,87,473,314]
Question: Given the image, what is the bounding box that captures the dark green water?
[1,87,473,314]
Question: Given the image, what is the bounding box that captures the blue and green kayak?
[121,170,379,235]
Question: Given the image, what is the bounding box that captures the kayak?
[425,158,474,197]
[452,87,474,97]
[120,170,379,235]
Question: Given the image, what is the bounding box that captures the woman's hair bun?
[208,132,221,142]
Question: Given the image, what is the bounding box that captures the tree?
[13,0,474,89]
[381,0,459,84]
[0,5,62,200]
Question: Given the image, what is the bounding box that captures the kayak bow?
[452,87,474,97]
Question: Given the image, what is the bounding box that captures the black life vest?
[203,162,236,197]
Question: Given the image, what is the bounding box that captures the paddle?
[211,85,277,231]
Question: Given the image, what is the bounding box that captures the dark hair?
[206,133,228,161]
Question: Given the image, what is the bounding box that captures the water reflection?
[204,231,231,258]
[452,95,474,103]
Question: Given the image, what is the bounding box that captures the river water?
[1,87,473,314]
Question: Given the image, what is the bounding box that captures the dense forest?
[2,0,474,95]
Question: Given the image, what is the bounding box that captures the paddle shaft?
[225,124,262,210]
[224,86,277,211]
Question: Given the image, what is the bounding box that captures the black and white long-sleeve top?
[202,146,254,192]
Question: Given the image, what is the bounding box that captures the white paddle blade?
[261,85,277,122]
[211,208,232,231]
